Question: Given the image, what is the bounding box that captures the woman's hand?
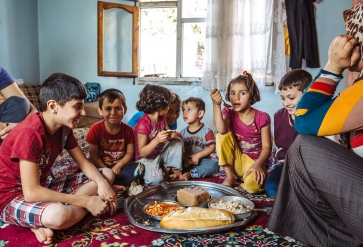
[325,35,361,75]
[210,88,222,105]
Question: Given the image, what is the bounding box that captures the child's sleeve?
[205,129,215,146]
[258,112,271,129]
[86,124,99,145]
[134,116,151,135]
[64,128,78,150]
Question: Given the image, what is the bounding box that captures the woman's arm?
[295,35,362,136]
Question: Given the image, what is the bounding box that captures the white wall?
[0,0,353,132]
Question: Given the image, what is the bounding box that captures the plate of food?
[208,196,255,220]
[124,181,258,234]
[143,200,184,220]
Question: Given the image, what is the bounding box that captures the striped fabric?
[294,69,363,157]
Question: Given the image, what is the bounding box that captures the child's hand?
[244,163,266,185]
[86,196,111,216]
[156,130,170,143]
[210,88,223,105]
[189,154,200,165]
[97,182,117,215]
[168,130,178,139]
[112,165,121,175]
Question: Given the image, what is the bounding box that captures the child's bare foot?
[112,185,126,196]
[31,227,54,244]
[169,170,185,181]
[222,177,236,187]
[182,172,191,181]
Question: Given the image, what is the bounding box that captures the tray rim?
[124,181,258,234]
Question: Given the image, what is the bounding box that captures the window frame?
[138,0,205,85]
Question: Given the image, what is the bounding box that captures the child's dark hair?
[40,73,87,111]
[225,72,260,105]
[278,69,312,92]
[136,84,172,114]
[182,97,205,112]
[98,88,126,109]
[171,92,181,105]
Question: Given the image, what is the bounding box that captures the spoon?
[221,98,231,108]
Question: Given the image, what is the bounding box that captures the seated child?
[86,89,145,196]
[127,92,181,130]
[210,71,272,194]
[134,84,185,185]
[0,73,116,245]
[180,97,219,179]
[265,69,312,198]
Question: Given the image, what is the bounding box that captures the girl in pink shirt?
[210,71,271,194]
[134,84,184,185]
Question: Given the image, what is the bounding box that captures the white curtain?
[202,0,286,92]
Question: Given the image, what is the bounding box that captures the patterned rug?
[0,157,309,246]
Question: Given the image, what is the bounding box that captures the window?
[139,0,206,84]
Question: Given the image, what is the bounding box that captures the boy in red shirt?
[86,89,144,195]
[0,73,117,244]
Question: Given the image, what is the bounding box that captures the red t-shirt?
[86,120,134,167]
[134,113,167,160]
[0,112,78,211]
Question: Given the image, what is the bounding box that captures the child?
[265,69,312,198]
[86,89,144,196]
[0,73,117,245]
[134,84,184,185]
[128,92,181,130]
[210,71,272,194]
[180,97,219,179]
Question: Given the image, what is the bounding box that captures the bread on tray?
[176,187,210,205]
[160,206,235,229]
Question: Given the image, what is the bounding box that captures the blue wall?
[0,0,352,132]
[0,0,39,83]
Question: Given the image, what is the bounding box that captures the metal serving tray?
[124,181,258,234]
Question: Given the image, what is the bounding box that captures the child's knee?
[241,174,264,194]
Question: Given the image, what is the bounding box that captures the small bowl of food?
[208,196,255,220]
[143,200,184,220]
[174,187,211,208]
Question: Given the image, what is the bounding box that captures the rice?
[209,199,252,214]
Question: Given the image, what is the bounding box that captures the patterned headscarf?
[343,2,363,59]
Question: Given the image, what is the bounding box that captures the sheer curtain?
[202,0,286,92]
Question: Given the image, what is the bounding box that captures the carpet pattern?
[0,170,309,246]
